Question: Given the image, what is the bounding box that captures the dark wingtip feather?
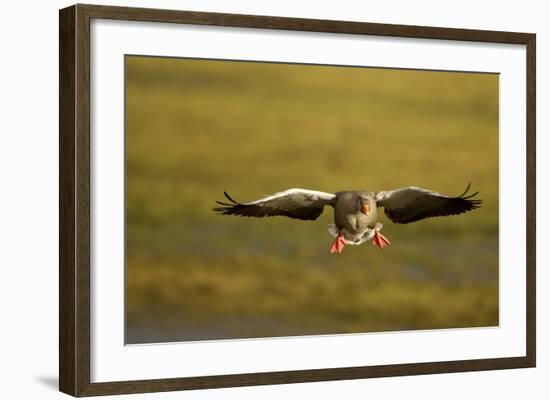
[213,191,235,214]
[463,191,480,199]
[453,183,482,211]
[457,184,483,212]
[213,191,250,216]
[457,184,482,210]
[223,191,241,205]
[458,182,472,198]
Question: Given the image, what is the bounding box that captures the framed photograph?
[59,4,536,397]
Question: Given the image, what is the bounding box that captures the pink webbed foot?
[330,232,346,254]
[373,230,391,250]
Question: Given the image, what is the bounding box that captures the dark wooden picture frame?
[59,3,536,397]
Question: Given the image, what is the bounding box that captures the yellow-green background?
[125,56,499,343]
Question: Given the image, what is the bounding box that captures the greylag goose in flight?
[213,184,481,254]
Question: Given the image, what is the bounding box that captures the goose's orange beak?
[362,204,370,215]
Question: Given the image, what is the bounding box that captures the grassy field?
[124,56,499,343]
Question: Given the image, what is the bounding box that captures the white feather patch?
[247,188,335,205]
[327,225,377,246]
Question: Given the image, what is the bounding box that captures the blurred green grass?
[125,56,499,343]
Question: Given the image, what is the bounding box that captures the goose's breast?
[334,211,376,241]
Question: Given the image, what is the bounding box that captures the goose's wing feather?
[375,183,482,224]
[213,188,336,221]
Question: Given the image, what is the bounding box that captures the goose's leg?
[330,231,346,254]
[372,223,391,250]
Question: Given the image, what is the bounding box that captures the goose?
[213,184,482,254]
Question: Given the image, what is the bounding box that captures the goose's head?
[356,193,375,216]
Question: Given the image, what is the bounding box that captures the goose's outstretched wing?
[213,188,336,221]
[375,183,482,224]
